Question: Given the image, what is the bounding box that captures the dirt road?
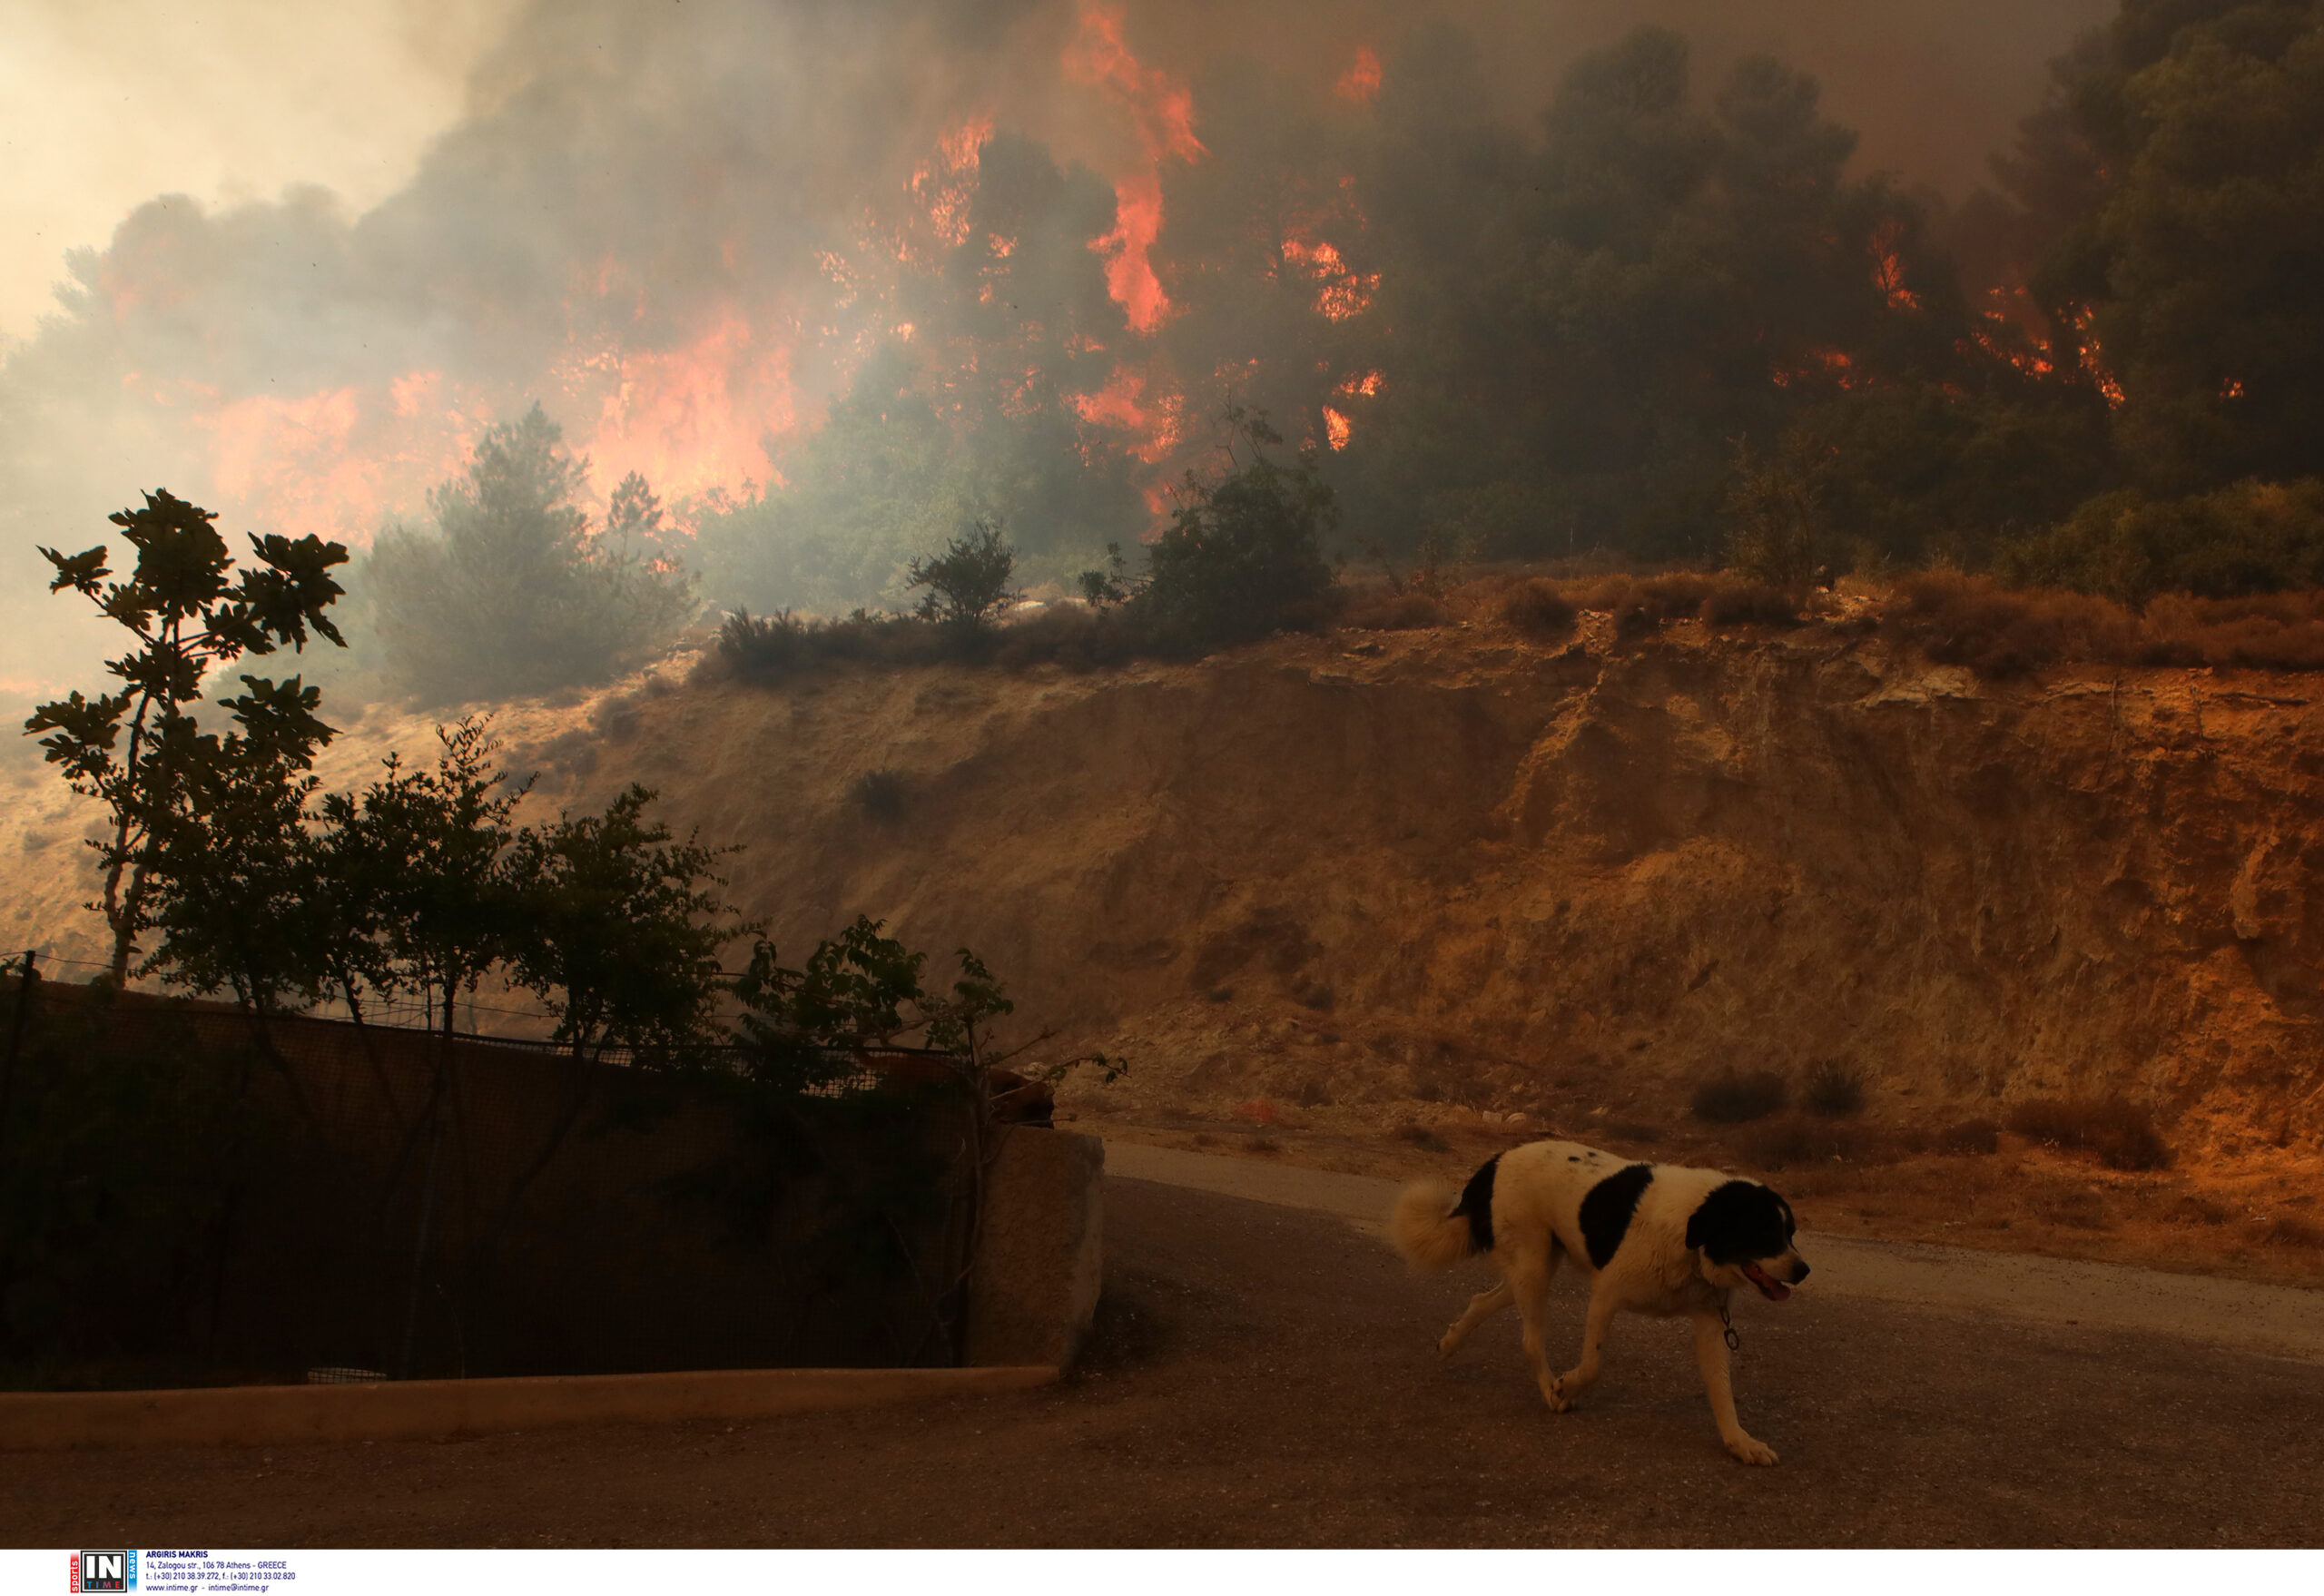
[5,1149,2322,1547]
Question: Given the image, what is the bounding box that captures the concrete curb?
[0,1364,1058,1452]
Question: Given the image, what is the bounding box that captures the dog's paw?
[1541,1379,1575,1414]
[1724,1434,1778,1467]
[1435,1333,1460,1359]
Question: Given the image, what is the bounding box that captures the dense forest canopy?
[694,0,2324,616]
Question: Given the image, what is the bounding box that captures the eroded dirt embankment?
[5,617,2321,1167]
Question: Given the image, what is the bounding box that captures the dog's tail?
[1389,1180,1476,1272]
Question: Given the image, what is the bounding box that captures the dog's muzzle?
[1742,1258,1806,1302]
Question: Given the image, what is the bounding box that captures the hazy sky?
[0,0,522,342]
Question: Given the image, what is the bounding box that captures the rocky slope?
[6,608,2320,1163]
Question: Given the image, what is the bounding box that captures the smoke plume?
[0,0,2109,697]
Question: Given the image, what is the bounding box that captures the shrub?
[908,519,1019,633]
[1501,579,1579,642]
[711,609,816,683]
[1639,573,1717,619]
[701,607,965,686]
[1703,576,1805,627]
[1876,572,2141,679]
[1872,573,2324,677]
[1393,1122,1452,1153]
[1937,1118,2002,1156]
[2142,591,2324,671]
[990,604,1144,672]
[1135,406,1336,651]
[1690,1068,1789,1124]
[1723,435,1827,589]
[1803,1060,1865,1118]
[1342,589,1448,631]
[1578,573,1716,640]
[1997,478,2324,606]
[2006,1098,2171,1171]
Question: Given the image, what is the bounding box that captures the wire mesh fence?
[0,960,991,1390]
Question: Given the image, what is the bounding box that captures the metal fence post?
[0,950,35,1167]
[398,1113,445,1380]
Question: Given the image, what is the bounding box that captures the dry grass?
[2006,1098,2171,1171]
[1341,588,1450,631]
[1937,1118,2003,1156]
[2140,591,2324,670]
[1392,1122,1452,1153]
[2261,1214,2324,1250]
[1741,1117,1876,1171]
[1499,579,1579,643]
[1701,578,1806,628]
[1577,574,1720,641]
[1689,1068,1790,1125]
[1875,574,2324,678]
[2167,1194,2230,1226]
[2030,1184,2117,1231]
[1877,573,2142,679]
[1803,1060,1865,1118]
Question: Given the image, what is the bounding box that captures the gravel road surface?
[5,1143,2320,1547]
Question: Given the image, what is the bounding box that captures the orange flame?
[1323,407,1352,450]
[1065,2,1205,332]
[1282,235,1376,322]
[1336,46,1382,103]
[2072,307,2125,408]
[580,310,795,501]
[1768,348,1856,390]
[1869,220,1920,313]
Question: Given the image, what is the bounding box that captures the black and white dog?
[1391,1138,1809,1465]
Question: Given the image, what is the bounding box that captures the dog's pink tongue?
[1763,1280,1792,1302]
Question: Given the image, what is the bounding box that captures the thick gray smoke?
[0,0,2108,704]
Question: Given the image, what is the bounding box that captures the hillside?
[5,601,2322,1263]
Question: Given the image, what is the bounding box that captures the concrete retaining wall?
[0,1128,1104,1451]
[963,1128,1105,1368]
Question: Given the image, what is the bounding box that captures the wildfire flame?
[1869,220,1920,313]
[2072,306,2125,408]
[1336,46,1382,103]
[1281,235,1377,322]
[1065,2,1205,333]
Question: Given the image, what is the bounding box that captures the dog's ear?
[1688,1179,1783,1261]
